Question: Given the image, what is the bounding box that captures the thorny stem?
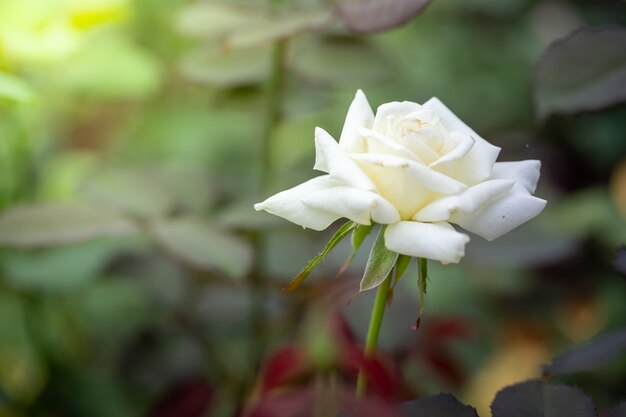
[355,268,394,398]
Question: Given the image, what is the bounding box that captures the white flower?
[255,90,546,264]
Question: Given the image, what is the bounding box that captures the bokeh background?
[0,0,625,416]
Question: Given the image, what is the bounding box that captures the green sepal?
[337,223,374,276]
[414,257,429,329]
[284,221,356,291]
[392,255,412,288]
[359,225,399,292]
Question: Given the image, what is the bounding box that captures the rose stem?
[356,268,394,398]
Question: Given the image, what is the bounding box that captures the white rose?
[254,90,546,264]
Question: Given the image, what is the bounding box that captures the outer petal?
[424,97,501,184]
[352,153,467,194]
[358,127,420,161]
[490,160,541,193]
[339,89,374,154]
[254,175,341,231]
[372,101,421,135]
[302,187,400,225]
[314,127,377,191]
[384,221,470,264]
[450,191,547,241]
[414,179,514,222]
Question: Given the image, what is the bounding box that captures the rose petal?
[339,89,374,154]
[372,101,421,136]
[384,221,470,264]
[314,127,377,191]
[358,127,420,161]
[491,160,541,193]
[302,187,400,225]
[414,179,515,222]
[423,97,482,141]
[429,131,475,168]
[352,153,467,194]
[424,97,501,184]
[450,191,547,241]
[254,175,341,230]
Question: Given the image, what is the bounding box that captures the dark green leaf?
[359,226,398,292]
[284,221,356,291]
[402,393,478,417]
[337,223,374,276]
[150,217,253,279]
[491,380,597,417]
[0,203,137,248]
[335,0,433,34]
[543,327,626,377]
[533,27,626,119]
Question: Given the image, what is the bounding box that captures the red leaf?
[149,377,213,417]
[261,344,310,393]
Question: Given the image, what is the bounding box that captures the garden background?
[0,0,625,416]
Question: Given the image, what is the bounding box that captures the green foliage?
[285,221,356,291]
[1,239,127,292]
[0,203,136,248]
[150,217,253,279]
[360,226,398,292]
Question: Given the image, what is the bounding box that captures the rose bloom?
[255,90,546,264]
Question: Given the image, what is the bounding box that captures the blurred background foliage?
[0,0,625,416]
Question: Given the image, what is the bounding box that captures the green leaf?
[284,221,356,291]
[175,3,269,38]
[0,203,137,249]
[1,239,127,292]
[337,223,374,276]
[291,36,390,86]
[533,27,626,120]
[359,226,399,292]
[0,71,34,103]
[415,257,428,329]
[149,217,253,279]
[224,10,332,50]
[81,168,178,218]
[180,46,271,88]
[335,0,433,34]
